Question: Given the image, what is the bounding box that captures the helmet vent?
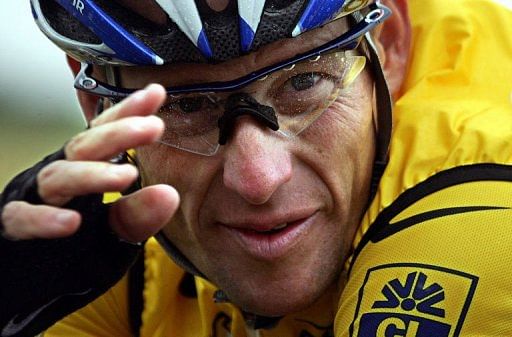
[95,0,172,36]
[266,0,296,11]
[40,0,101,44]
[97,0,206,63]
[250,0,306,51]
[196,0,240,61]
[36,0,364,65]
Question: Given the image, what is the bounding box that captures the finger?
[90,84,166,127]
[109,184,180,243]
[38,160,139,206]
[1,201,81,240]
[65,115,164,161]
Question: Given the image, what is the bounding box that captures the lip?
[219,211,318,261]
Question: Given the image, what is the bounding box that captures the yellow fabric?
[359,0,512,242]
[46,273,132,336]
[336,177,512,336]
[45,0,512,336]
[336,0,512,335]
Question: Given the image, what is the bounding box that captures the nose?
[222,117,292,205]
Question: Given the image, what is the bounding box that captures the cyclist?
[1,0,511,336]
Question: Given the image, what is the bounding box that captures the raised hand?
[1,84,179,243]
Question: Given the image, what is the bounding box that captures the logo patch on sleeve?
[349,263,478,337]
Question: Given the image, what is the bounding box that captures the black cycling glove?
[0,148,142,337]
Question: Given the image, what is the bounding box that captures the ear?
[372,0,411,100]
[67,56,101,123]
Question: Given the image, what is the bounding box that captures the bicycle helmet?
[32,0,379,65]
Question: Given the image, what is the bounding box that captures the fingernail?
[130,89,147,102]
[129,116,163,133]
[144,83,161,91]
[109,164,136,176]
[55,212,75,226]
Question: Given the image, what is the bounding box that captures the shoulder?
[336,164,512,336]
[356,0,512,256]
[45,273,133,336]
[45,238,188,337]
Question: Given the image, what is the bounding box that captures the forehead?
[117,17,350,87]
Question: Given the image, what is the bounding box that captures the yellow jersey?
[46,0,512,336]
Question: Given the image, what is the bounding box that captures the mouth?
[219,212,317,261]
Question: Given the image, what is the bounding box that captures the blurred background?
[0,2,85,188]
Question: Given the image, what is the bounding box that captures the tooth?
[273,223,288,230]
[252,223,288,233]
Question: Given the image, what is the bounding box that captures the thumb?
[108,184,180,243]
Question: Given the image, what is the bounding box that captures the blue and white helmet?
[30,0,376,66]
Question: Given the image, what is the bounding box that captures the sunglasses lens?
[155,52,366,155]
[158,95,223,155]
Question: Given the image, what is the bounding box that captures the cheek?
[136,144,210,191]
[303,86,375,167]
[302,69,375,150]
[136,145,215,252]
[135,144,221,227]
[328,88,376,187]
[136,145,184,186]
[297,75,376,219]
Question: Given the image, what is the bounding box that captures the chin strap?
[155,231,285,329]
[364,33,393,165]
[368,40,392,199]
[361,31,393,200]
[154,231,206,278]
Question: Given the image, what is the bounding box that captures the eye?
[289,72,322,91]
[158,95,223,137]
[177,97,205,113]
[269,71,337,118]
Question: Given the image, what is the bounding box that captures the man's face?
[112,7,377,316]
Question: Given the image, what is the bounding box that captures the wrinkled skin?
[121,19,377,315]
[138,77,375,315]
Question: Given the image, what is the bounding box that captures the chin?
[230,293,317,317]
[214,265,341,317]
